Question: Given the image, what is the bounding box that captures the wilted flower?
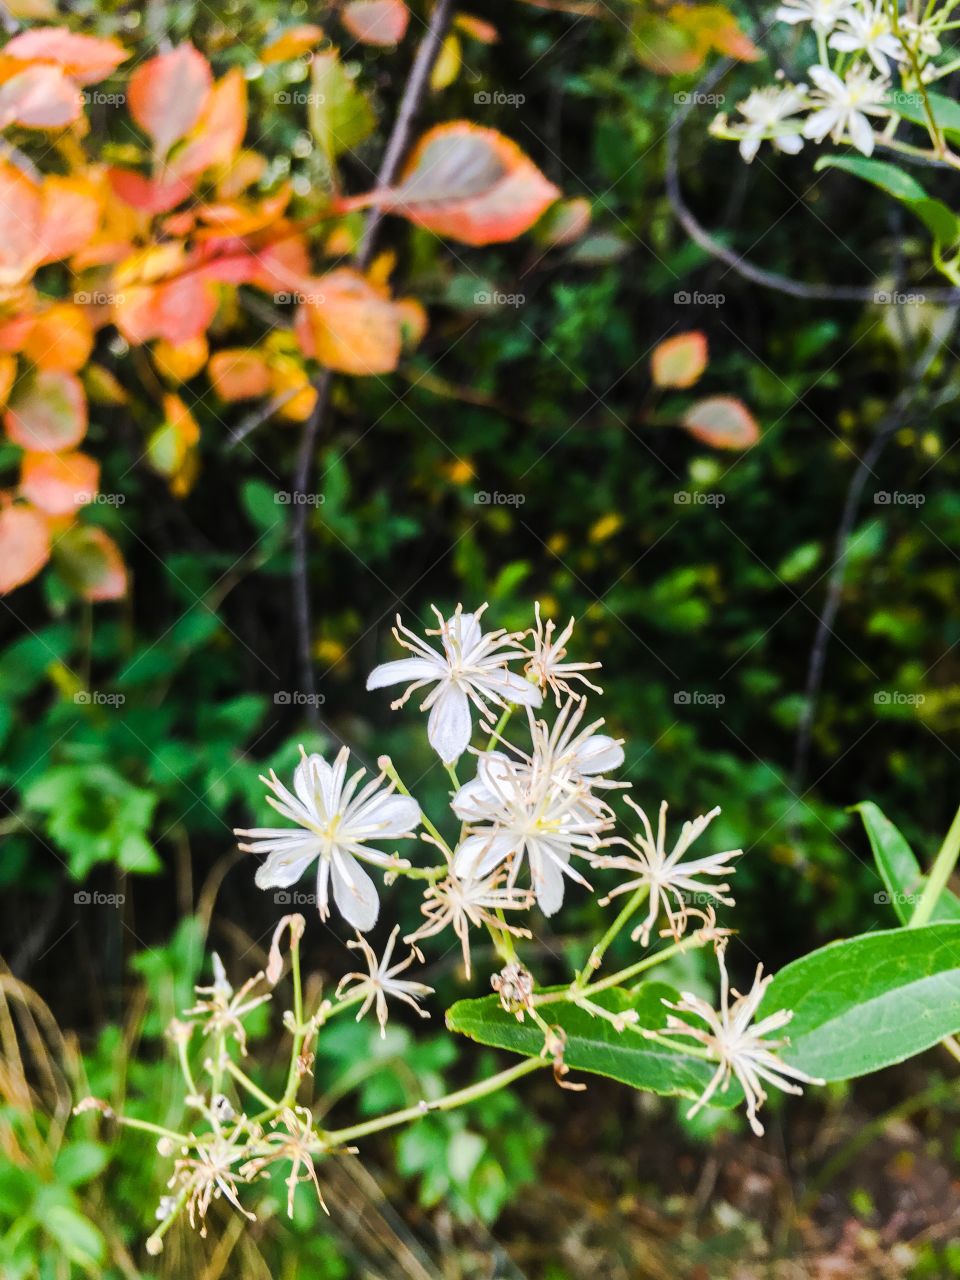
[184,954,270,1055]
[803,63,889,155]
[366,604,542,763]
[406,856,533,977]
[336,926,434,1037]
[598,800,744,945]
[828,1,903,75]
[241,1106,327,1218]
[661,943,824,1136]
[235,746,421,932]
[523,603,603,704]
[170,1129,257,1235]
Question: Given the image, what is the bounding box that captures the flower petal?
[254,839,321,888]
[366,656,441,690]
[427,682,472,762]
[332,851,380,931]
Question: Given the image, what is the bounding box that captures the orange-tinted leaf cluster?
[649,331,760,448]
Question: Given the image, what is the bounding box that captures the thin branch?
[290,0,455,725]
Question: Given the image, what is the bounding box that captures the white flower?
[336,926,434,1037]
[185,954,270,1054]
[451,747,613,916]
[406,856,533,978]
[898,14,941,58]
[776,0,856,33]
[367,604,542,763]
[523,603,603,704]
[598,800,743,945]
[235,746,421,932]
[528,696,625,792]
[732,84,809,162]
[828,1,903,75]
[803,63,889,155]
[661,943,824,1136]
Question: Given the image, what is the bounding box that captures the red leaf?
[681,395,760,449]
[0,65,82,129]
[342,0,410,45]
[651,332,708,389]
[128,43,212,158]
[4,27,128,86]
[0,502,51,593]
[20,449,99,515]
[343,123,560,246]
[108,167,194,214]
[37,176,102,265]
[4,370,87,452]
[114,273,219,345]
[172,68,247,179]
[294,268,403,375]
[0,162,40,289]
[208,349,273,400]
[53,524,127,600]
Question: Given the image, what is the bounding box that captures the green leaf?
[763,924,960,1081]
[887,89,960,143]
[447,983,737,1105]
[309,49,375,164]
[815,155,960,247]
[53,1141,109,1188]
[854,800,960,924]
[43,1204,105,1271]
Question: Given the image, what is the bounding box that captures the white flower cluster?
[713,0,950,161]
[233,602,820,1133]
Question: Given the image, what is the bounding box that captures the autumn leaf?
[681,395,760,448]
[0,64,82,129]
[23,303,94,373]
[309,48,376,162]
[4,369,87,452]
[114,272,219,346]
[128,43,212,158]
[38,175,102,265]
[53,524,127,600]
[262,24,325,63]
[340,123,560,246]
[172,68,247,179]
[538,195,592,247]
[651,332,708,389]
[0,353,15,403]
[294,267,403,375]
[20,449,99,515]
[153,336,208,382]
[455,14,499,42]
[0,501,51,593]
[4,26,127,85]
[108,167,194,215]
[208,349,274,401]
[342,0,410,46]
[147,393,200,496]
[0,162,41,288]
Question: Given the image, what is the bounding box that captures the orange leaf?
[261,24,325,62]
[342,0,409,45]
[681,395,759,449]
[108,167,194,214]
[128,43,212,158]
[0,501,50,593]
[53,524,126,600]
[293,268,402,375]
[4,26,127,86]
[38,175,102,265]
[345,123,560,246]
[651,332,708,389]
[0,162,41,289]
[23,303,94,372]
[20,449,99,515]
[455,14,499,42]
[172,68,247,179]
[114,273,218,345]
[0,64,81,128]
[208,349,273,400]
[153,335,208,382]
[0,352,16,403]
[4,369,87,451]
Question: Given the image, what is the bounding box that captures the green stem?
[547,928,712,1005]
[574,885,649,990]
[281,936,306,1106]
[224,1060,279,1111]
[117,1115,190,1144]
[380,756,454,857]
[910,805,960,928]
[486,704,515,749]
[324,1058,545,1145]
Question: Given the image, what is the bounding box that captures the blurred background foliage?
[4,0,960,1275]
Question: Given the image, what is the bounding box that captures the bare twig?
[290,0,455,724]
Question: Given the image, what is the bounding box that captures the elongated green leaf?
[447,982,737,1105]
[887,89,960,143]
[815,154,960,247]
[763,924,960,1081]
[854,800,960,924]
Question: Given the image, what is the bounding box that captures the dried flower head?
[170,1128,257,1235]
[241,1106,327,1218]
[184,953,270,1056]
[523,603,603,704]
[491,961,534,1021]
[336,926,434,1037]
[661,943,824,1135]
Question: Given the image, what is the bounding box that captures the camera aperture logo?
[474,490,525,506]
